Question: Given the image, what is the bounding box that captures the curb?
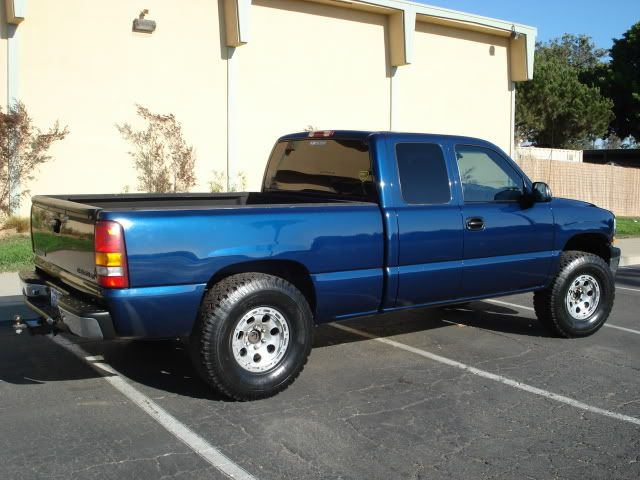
[620,257,640,268]
[0,271,21,297]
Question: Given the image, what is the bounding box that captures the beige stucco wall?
[394,21,513,153]
[0,6,7,109]
[235,0,391,189]
[5,0,523,215]
[17,0,227,214]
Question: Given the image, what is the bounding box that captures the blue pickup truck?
[19,130,620,400]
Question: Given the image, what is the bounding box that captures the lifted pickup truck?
[19,130,620,400]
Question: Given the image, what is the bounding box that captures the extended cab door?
[454,144,554,297]
[387,139,464,307]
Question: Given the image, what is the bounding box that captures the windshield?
[263,138,376,201]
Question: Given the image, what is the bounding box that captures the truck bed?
[30,192,383,319]
[42,191,372,211]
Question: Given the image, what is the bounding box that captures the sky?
[417,0,640,49]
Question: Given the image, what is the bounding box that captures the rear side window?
[396,143,451,204]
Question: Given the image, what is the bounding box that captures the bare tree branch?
[116,105,196,193]
[0,102,69,217]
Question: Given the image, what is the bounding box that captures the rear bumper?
[19,271,115,339]
[610,246,621,276]
[19,270,207,339]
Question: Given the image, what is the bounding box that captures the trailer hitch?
[13,314,60,336]
[12,315,27,334]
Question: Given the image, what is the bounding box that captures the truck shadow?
[314,301,549,349]
[0,324,103,385]
[616,267,640,288]
[0,300,549,401]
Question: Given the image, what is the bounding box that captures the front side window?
[396,143,451,204]
[456,146,524,202]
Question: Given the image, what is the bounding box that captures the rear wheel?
[190,273,313,401]
[534,251,615,338]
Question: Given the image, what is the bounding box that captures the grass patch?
[0,235,33,272]
[617,217,640,238]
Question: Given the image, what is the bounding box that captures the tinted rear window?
[264,139,375,201]
[396,143,451,204]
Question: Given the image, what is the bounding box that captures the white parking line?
[617,286,640,293]
[51,335,257,480]
[485,299,534,311]
[485,299,640,336]
[330,323,640,427]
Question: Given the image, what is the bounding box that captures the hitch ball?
[13,315,27,335]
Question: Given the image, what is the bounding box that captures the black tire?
[190,273,313,401]
[533,251,615,338]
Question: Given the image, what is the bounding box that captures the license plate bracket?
[50,288,61,308]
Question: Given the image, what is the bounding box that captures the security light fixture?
[133,9,156,34]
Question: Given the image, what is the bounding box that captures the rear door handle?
[465,217,485,231]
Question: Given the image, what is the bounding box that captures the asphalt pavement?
[1,266,639,479]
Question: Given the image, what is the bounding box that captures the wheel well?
[206,260,317,313]
[563,234,611,263]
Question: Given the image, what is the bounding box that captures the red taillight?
[95,221,129,289]
[307,130,334,138]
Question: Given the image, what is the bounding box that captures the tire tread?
[533,251,614,338]
[191,273,312,401]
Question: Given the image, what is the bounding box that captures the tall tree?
[544,34,608,70]
[606,22,640,141]
[516,35,614,148]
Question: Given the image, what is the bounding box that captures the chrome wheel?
[231,306,290,373]
[565,274,601,321]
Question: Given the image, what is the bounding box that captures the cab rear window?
[264,139,376,201]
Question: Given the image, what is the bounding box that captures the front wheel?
[190,273,313,401]
[534,251,615,338]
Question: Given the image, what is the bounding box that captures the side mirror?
[532,182,552,202]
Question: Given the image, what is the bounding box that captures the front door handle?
[465,217,485,231]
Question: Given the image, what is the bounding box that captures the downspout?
[5,0,25,214]
[6,24,17,107]
[226,47,236,191]
[507,34,515,158]
[389,66,397,130]
[223,0,250,192]
[510,82,516,158]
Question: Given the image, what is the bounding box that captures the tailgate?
[31,197,99,292]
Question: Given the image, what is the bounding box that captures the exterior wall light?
[133,9,156,33]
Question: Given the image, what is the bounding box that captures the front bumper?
[19,270,115,339]
[610,246,621,276]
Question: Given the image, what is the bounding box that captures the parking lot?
[1,266,639,480]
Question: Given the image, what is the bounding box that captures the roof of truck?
[278,131,502,150]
